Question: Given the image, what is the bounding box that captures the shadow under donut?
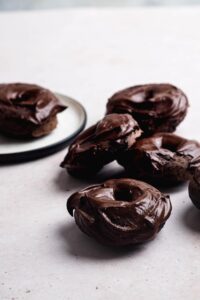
[57,221,147,261]
[158,181,188,195]
[181,204,200,233]
[54,162,126,193]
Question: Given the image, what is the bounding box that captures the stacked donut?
[61,83,200,247]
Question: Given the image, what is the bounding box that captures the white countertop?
[1,7,200,300]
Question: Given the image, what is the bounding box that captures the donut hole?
[114,186,142,202]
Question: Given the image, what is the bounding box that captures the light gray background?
[1,0,200,10]
[1,6,200,300]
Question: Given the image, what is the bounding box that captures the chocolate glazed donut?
[188,157,200,209]
[0,83,66,137]
[106,83,189,136]
[67,178,172,246]
[60,114,142,177]
[118,133,200,185]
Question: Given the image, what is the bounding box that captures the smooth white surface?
[0,7,200,300]
[0,94,86,154]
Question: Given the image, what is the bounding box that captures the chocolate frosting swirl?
[106,83,189,135]
[0,83,66,125]
[67,178,172,246]
[118,133,200,184]
[188,156,200,181]
[188,156,200,209]
[61,114,142,177]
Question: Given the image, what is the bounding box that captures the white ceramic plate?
[0,93,87,163]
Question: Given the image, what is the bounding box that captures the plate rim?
[0,93,87,163]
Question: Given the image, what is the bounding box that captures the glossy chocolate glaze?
[67,178,172,246]
[118,133,200,185]
[61,114,142,177]
[106,83,189,135]
[188,156,200,180]
[188,156,200,209]
[0,83,66,125]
